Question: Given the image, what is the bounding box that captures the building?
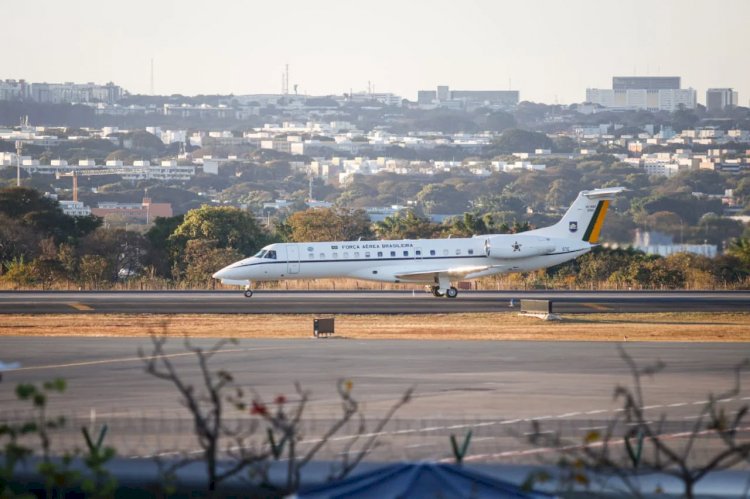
[612,76,681,90]
[91,198,172,225]
[417,85,519,108]
[28,81,122,104]
[58,200,92,217]
[706,88,738,112]
[586,76,695,112]
[0,79,30,100]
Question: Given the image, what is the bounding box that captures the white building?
[585,88,696,111]
[59,200,92,217]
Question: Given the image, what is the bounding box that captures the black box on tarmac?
[313,317,335,338]
[520,299,552,314]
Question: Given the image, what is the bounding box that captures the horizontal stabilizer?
[583,187,627,200]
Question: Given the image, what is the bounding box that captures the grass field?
[1,312,749,342]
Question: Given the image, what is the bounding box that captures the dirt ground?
[0,312,749,342]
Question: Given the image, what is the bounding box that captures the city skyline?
[5,0,749,105]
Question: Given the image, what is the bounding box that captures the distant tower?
[15,140,22,187]
[282,64,289,95]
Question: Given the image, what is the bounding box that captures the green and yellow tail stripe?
[582,200,610,243]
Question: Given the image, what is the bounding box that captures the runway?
[1,290,749,314]
[1,338,748,461]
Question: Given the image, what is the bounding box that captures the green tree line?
[1,186,749,290]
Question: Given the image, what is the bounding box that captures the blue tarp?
[296,462,553,499]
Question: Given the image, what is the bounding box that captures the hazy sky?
[6,0,749,105]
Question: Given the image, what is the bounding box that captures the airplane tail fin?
[529,187,625,243]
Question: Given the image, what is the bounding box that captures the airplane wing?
[395,265,501,282]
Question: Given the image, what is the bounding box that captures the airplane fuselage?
[213,235,591,285]
[213,187,625,298]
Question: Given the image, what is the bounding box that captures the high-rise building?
[612,76,680,90]
[706,88,738,111]
[586,76,695,111]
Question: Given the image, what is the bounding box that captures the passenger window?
[390,251,396,257]
[332,252,338,259]
[430,249,436,256]
[365,252,371,258]
[468,249,474,255]
[354,252,360,258]
[403,250,409,257]
[308,253,314,259]
[343,252,349,259]
[320,253,325,259]
[443,249,449,256]
[377,251,383,257]
[456,249,461,256]
[416,250,421,256]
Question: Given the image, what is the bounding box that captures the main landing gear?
[430,285,458,298]
[244,284,254,298]
[430,276,458,298]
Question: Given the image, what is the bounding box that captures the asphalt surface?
[1,338,748,461]
[1,290,749,314]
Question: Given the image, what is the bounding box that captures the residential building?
[28,81,122,104]
[0,79,30,100]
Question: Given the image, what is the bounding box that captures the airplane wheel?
[445,287,458,299]
[431,287,444,297]
[244,289,253,298]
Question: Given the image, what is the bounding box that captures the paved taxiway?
[1,338,748,461]
[1,290,749,314]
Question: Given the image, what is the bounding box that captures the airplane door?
[286,244,300,274]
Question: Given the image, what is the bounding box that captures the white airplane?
[213,187,624,298]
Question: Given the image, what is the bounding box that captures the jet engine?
[484,234,557,259]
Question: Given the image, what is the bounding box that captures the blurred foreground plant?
[524,346,750,498]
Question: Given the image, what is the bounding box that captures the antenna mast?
[15,140,22,187]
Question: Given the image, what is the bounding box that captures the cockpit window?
[254,248,277,259]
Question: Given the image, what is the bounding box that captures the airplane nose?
[212,267,230,280]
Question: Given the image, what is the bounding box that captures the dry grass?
[0,312,749,342]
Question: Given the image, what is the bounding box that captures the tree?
[0,187,100,243]
[727,237,750,270]
[0,187,59,218]
[486,129,554,155]
[78,255,110,289]
[416,184,470,214]
[1,257,36,289]
[374,211,437,239]
[441,213,491,237]
[0,214,40,263]
[282,208,373,242]
[170,206,267,257]
[183,239,242,287]
[145,214,185,276]
[79,229,150,281]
